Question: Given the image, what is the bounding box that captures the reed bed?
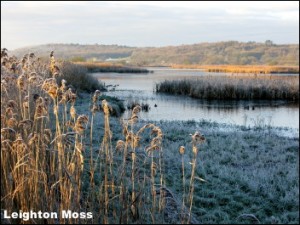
[58,61,105,92]
[75,62,150,73]
[1,49,200,224]
[171,65,299,74]
[156,75,299,101]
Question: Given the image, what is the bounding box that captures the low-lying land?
[75,62,150,73]
[171,65,300,74]
[156,75,299,101]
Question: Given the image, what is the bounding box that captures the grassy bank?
[171,65,299,74]
[156,76,299,101]
[75,62,150,73]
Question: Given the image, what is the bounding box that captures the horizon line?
[8,40,300,51]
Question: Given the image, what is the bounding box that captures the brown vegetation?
[58,61,105,92]
[1,49,201,224]
[156,75,299,101]
[171,65,299,74]
[75,62,150,73]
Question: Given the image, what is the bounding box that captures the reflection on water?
[92,68,299,129]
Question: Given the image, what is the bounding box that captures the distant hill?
[11,43,135,62]
[10,41,299,66]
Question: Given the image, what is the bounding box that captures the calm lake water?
[92,68,299,129]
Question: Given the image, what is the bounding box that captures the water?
[92,68,299,130]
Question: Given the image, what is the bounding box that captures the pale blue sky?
[1,1,299,50]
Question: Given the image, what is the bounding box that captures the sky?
[1,1,299,50]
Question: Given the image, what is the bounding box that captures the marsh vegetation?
[156,75,299,101]
[1,50,202,224]
[1,49,298,224]
[58,61,106,92]
[171,65,299,74]
[75,62,150,73]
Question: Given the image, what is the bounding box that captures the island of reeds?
[171,65,299,74]
[156,75,299,101]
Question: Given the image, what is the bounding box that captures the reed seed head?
[191,131,205,145]
[70,105,76,120]
[92,90,101,104]
[179,146,185,155]
[116,140,125,152]
[132,105,142,115]
[145,143,161,155]
[102,99,111,115]
[151,126,163,138]
[42,78,58,99]
[34,104,48,119]
[7,100,18,110]
[7,117,17,128]
[60,79,67,92]
[17,75,26,91]
[74,115,89,134]
[18,119,33,130]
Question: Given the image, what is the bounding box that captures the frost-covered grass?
[153,120,299,224]
[76,93,299,224]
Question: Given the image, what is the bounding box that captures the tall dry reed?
[1,49,200,224]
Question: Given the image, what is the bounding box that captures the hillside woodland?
[11,41,299,66]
